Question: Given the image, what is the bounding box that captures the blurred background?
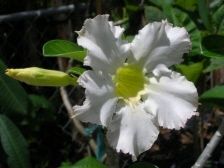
[0,0,224,168]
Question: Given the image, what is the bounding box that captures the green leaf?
[144,6,165,22]
[203,58,224,73]
[176,62,203,83]
[197,0,212,31]
[175,0,197,11]
[43,40,86,62]
[59,157,107,168]
[0,115,31,168]
[0,59,28,114]
[29,94,53,111]
[200,86,224,99]
[200,86,224,107]
[67,67,85,76]
[202,35,224,57]
[129,162,159,168]
[212,5,224,34]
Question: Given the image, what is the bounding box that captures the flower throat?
[113,64,145,99]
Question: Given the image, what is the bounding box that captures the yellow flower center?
[113,64,146,100]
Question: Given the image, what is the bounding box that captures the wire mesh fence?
[0,3,86,69]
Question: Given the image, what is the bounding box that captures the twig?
[57,58,96,153]
[59,87,97,152]
[191,119,224,168]
[0,4,75,22]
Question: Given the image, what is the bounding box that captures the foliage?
[0,59,28,114]
[1,0,224,167]
[0,115,31,168]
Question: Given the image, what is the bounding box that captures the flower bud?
[5,67,77,87]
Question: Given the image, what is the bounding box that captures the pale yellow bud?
[5,67,77,87]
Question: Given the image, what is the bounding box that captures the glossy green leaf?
[197,0,212,31]
[129,162,159,168]
[43,40,86,62]
[0,59,28,114]
[176,62,203,83]
[203,58,224,73]
[59,157,107,168]
[0,115,30,168]
[67,67,85,76]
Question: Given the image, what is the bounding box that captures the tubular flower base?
[73,15,198,159]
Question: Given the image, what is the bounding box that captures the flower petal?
[131,20,191,71]
[77,15,126,73]
[146,64,198,129]
[109,21,124,39]
[73,71,117,126]
[107,104,159,159]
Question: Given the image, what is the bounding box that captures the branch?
[191,119,224,168]
[0,4,75,22]
[59,87,97,152]
[57,58,96,153]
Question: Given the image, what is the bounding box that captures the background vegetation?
[0,0,224,167]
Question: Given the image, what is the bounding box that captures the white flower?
[73,15,198,159]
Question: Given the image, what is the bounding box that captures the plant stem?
[191,119,224,168]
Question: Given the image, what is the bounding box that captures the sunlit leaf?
[176,62,203,83]
[43,40,86,62]
[0,59,28,114]
[0,115,31,168]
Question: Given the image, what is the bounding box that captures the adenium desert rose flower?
[73,15,198,159]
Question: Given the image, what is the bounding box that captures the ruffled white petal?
[146,64,198,129]
[77,15,126,73]
[109,21,124,39]
[131,20,191,71]
[107,104,159,159]
[73,71,117,126]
